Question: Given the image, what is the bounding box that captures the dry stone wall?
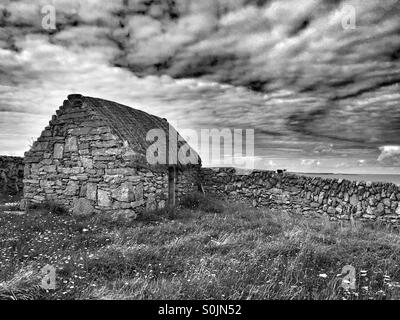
[23,96,200,218]
[0,156,24,195]
[201,167,400,224]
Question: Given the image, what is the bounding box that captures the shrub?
[179,192,224,213]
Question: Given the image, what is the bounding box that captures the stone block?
[61,167,84,175]
[375,202,385,216]
[113,201,132,209]
[42,165,56,173]
[112,182,135,202]
[23,179,39,184]
[349,194,359,206]
[92,148,121,156]
[86,183,97,200]
[65,181,79,196]
[32,141,49,152]
[134,183,144,201]
[92,140,118,148]
[81,157,93,169]
[104,175,124,184]
[318,192,324,204]
[33,195,45,202]
[65,136,78,152]
[131,199,145,208]
[98,189,112,207]
[105,168,137,175]
[309,202,318,208]
[383,198,391,207]
[70,127,92,136]
[53,143,64,159]
[327,207,336,214]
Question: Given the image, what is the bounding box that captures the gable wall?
[22,97,201,217]
[22,98,145,216]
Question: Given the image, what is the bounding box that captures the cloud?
[377,145,400,166]
[301,159,321,167]
[357,159,366,167]
[313,143,334,154]
[0,0,399,173]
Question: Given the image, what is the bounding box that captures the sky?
[0,0,400,173]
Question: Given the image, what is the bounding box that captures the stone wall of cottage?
[177,168,201,199]
[22,96,200,217]
[201,167,400,224]
[0,156,24,195]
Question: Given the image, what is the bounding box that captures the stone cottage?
[22,94,201,218]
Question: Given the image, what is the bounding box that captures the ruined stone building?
[23,94,201,217]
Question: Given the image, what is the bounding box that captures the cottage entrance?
[168,166,177,207]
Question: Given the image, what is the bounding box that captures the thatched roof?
[67,94,201,169]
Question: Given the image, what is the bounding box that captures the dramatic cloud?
[0,0,399,172]
[378,145,400,166]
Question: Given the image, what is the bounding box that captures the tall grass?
[1,195,400,300]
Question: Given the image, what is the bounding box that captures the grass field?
[1,194,400,300]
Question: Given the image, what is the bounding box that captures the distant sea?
[295,173,400,185]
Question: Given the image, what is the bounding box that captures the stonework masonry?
[18,94,400,224]
[22,95,200,218]
[0,156,24,195]
[201,167,400,224]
